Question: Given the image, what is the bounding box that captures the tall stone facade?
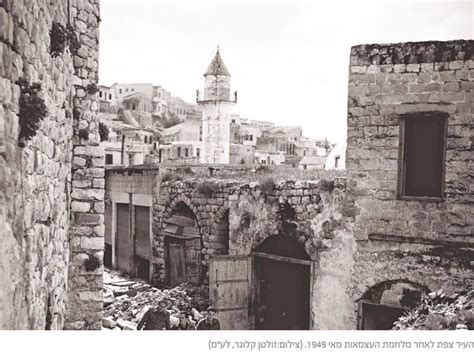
[198,49,236,164]
[332,39,474,328]
[0,0,102,330]
[65,0,103,330]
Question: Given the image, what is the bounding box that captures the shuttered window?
[398,112,447,199]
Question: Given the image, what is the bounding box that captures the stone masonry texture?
[65,0,103,330]
[0,0,102,330]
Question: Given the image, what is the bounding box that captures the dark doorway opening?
[104,243,112,268]
[358,280,427,330]
[253,235,311,330]
[136,256,150,281]
[359,301,405,330]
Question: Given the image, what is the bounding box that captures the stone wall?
[0,0,101,330]
[346,40,473,243]
[65,0,103,330]
[321,39,474,329]
[153,177,235,284]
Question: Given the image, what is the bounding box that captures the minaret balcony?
[196,89,238,104]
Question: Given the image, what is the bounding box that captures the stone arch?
[360,279,429,307]
[163,195,204,236]
[161,195,205,286]
[357,279,430,330]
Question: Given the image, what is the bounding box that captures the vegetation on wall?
[259,177,276,195]
[393,289,473,330]
[78,129,89,140]
[196,181,219,197]
[99,122,109,142]
[87,83,99,95]
[50,22,80,57]
[84,254,101,272]
[161,172,182,183]
[17,79,48,147]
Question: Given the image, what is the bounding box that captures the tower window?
[105,154,113,165]
[398,112,447,199]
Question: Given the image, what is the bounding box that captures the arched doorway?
[164,202,202,286]
[358,280,428,330]
[253,234,311,330]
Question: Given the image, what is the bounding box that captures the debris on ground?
[392,289,473,330]
[102,268,209,330]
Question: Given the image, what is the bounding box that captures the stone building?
[156,118,202,163]
[1,0,104,329]
[104,39,473,330]
[197,49,237,164]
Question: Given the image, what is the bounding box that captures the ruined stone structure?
[337,39,474,329]
[0,0,103,330]
[105,40,473,330]
[197,49,237,164]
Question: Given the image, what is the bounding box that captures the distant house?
[299,155,327,170]
[325,142,346,170]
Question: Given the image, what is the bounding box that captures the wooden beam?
[251,252,312,266]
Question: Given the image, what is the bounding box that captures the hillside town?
[97,49,342,170]
[1,0,472,338]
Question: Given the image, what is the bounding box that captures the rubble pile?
[393,289,473,330]
[102,269,209,330]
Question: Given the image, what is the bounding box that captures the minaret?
[197,47,237,164]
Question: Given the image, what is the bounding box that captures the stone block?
[406,64,420,72]
[71,201,91,213]
[75,213,104,225]
[72,188,104,200]
[81,237,103,250]
[449,60,464,70]
[393,64,406,73]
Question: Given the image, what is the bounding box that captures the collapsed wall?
[0,0,102,330]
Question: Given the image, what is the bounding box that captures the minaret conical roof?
[204,49,231,77]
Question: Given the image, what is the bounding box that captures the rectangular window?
[177,147,181,157]
[398,112,447,200]
[335,156,340,168]
[105,154,113,165]
[185,148,189,157]
[109,93,112,100]
[99,91,103,98]
[196,148,200,157]
[119,89,122,94]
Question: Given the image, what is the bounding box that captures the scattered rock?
[102,317,116,329]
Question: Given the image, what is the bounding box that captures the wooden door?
[209,255,252,330]
[185,238,201,284]
[135,206,151,259]
[116,203,131,273]
[169,242,186,286]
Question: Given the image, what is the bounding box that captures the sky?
[99,0,473,142]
